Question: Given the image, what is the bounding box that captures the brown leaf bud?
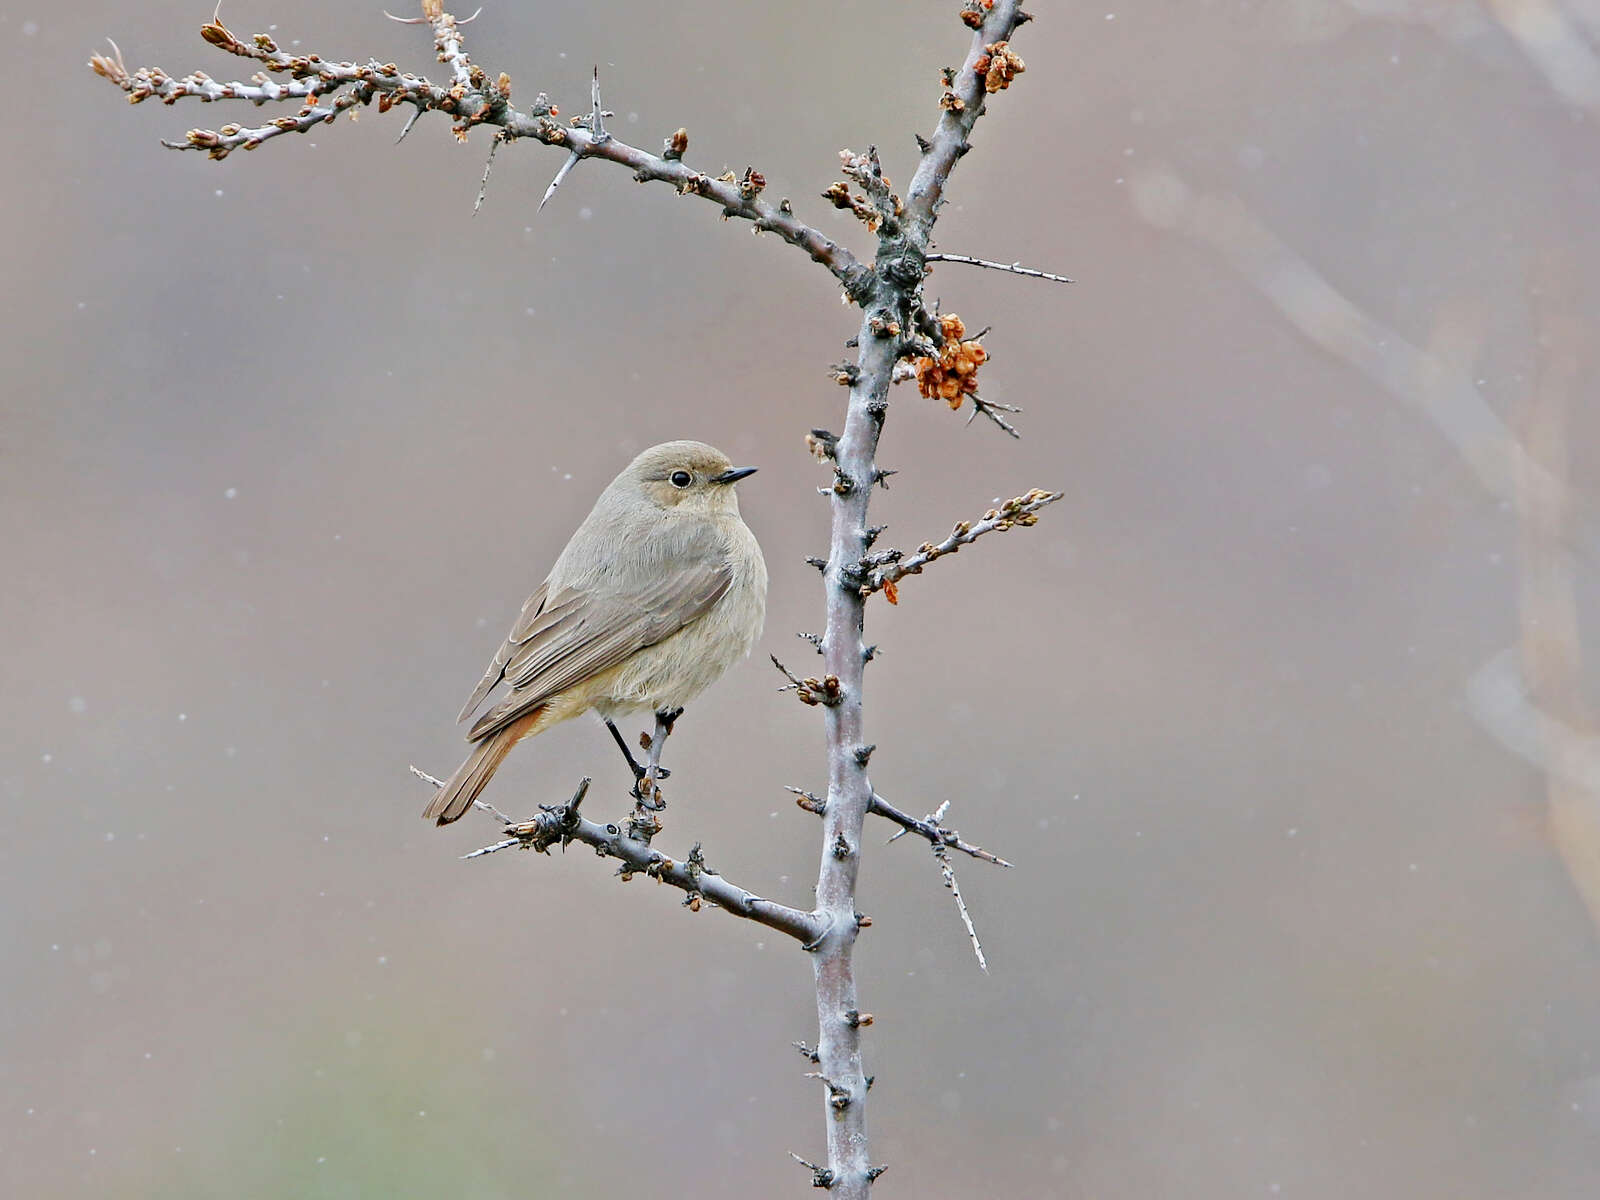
[961,0,995,28]
[200,22,239,51]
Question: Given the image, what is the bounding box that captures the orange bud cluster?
[961,0,995,29]
[911,313,988,409]
[975,41,1025,93]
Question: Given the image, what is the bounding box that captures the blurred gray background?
[6,1,1600,1196]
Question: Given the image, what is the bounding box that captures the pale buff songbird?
[424,441,767,824]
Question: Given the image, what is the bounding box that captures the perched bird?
[424,440,767,825]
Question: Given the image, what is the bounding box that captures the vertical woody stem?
[813,327,894,1195]
[809,4,1028,1193]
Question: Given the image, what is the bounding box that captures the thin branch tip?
[926,252,1072,283]
[863,488,1063,598]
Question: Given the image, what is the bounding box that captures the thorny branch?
[98,3,1057,1195]
[787,786,1013,868]
[927,251,1074,284]
[860,489,1063,601]
[934,833,988,972]
[793,786,1009,970]
[89,6,871,297]
[413,768,824,944]
[804,1,1036,1192]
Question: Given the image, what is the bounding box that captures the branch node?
[788,786,827,816]
[789,1152,836,1189]
[806,428,839,461]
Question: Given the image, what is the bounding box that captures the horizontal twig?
[871,793,1012,867]
[416,769,824,945]
[926,252,1073,284]
[89,12,872,297]
[861,488,1063,598]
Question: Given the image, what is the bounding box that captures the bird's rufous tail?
[423,707,545,825]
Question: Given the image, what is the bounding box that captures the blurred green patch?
[120,1012,555,1199]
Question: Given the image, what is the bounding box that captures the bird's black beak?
[711,466,758,485]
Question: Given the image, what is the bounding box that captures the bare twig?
[409,763,516,824]
[934,842,987,972]
[473,131,502,214]
[639,709,677,804]
[871,793,1011,867]
[89,10,872,297]
[968,393,1023,438]
[861,489,1063,598]
[926,252,1073,284]
[771,654,842,707]
[789,1151,835,1189]
[425,772,823,943]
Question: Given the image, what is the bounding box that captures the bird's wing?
[462,557,734,741]
[457,581,581,722]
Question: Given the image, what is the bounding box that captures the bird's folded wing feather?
[458,581,572,722]
[461,558,734,741]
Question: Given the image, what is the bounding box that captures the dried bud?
[910,312,989,411]
[882,578,899,605]
[981,41,1026,92]
[805,429,839,461]
[664,127,689,160]
[960,0,995,28]
[739,166,766,199]
[496,72,512,100]
[200,22,240,51]
[89,52,127,84]
[821,182,881,230]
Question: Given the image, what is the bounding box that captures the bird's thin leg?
[604,717,648,784]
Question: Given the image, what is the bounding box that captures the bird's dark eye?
[670,470,692,488]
